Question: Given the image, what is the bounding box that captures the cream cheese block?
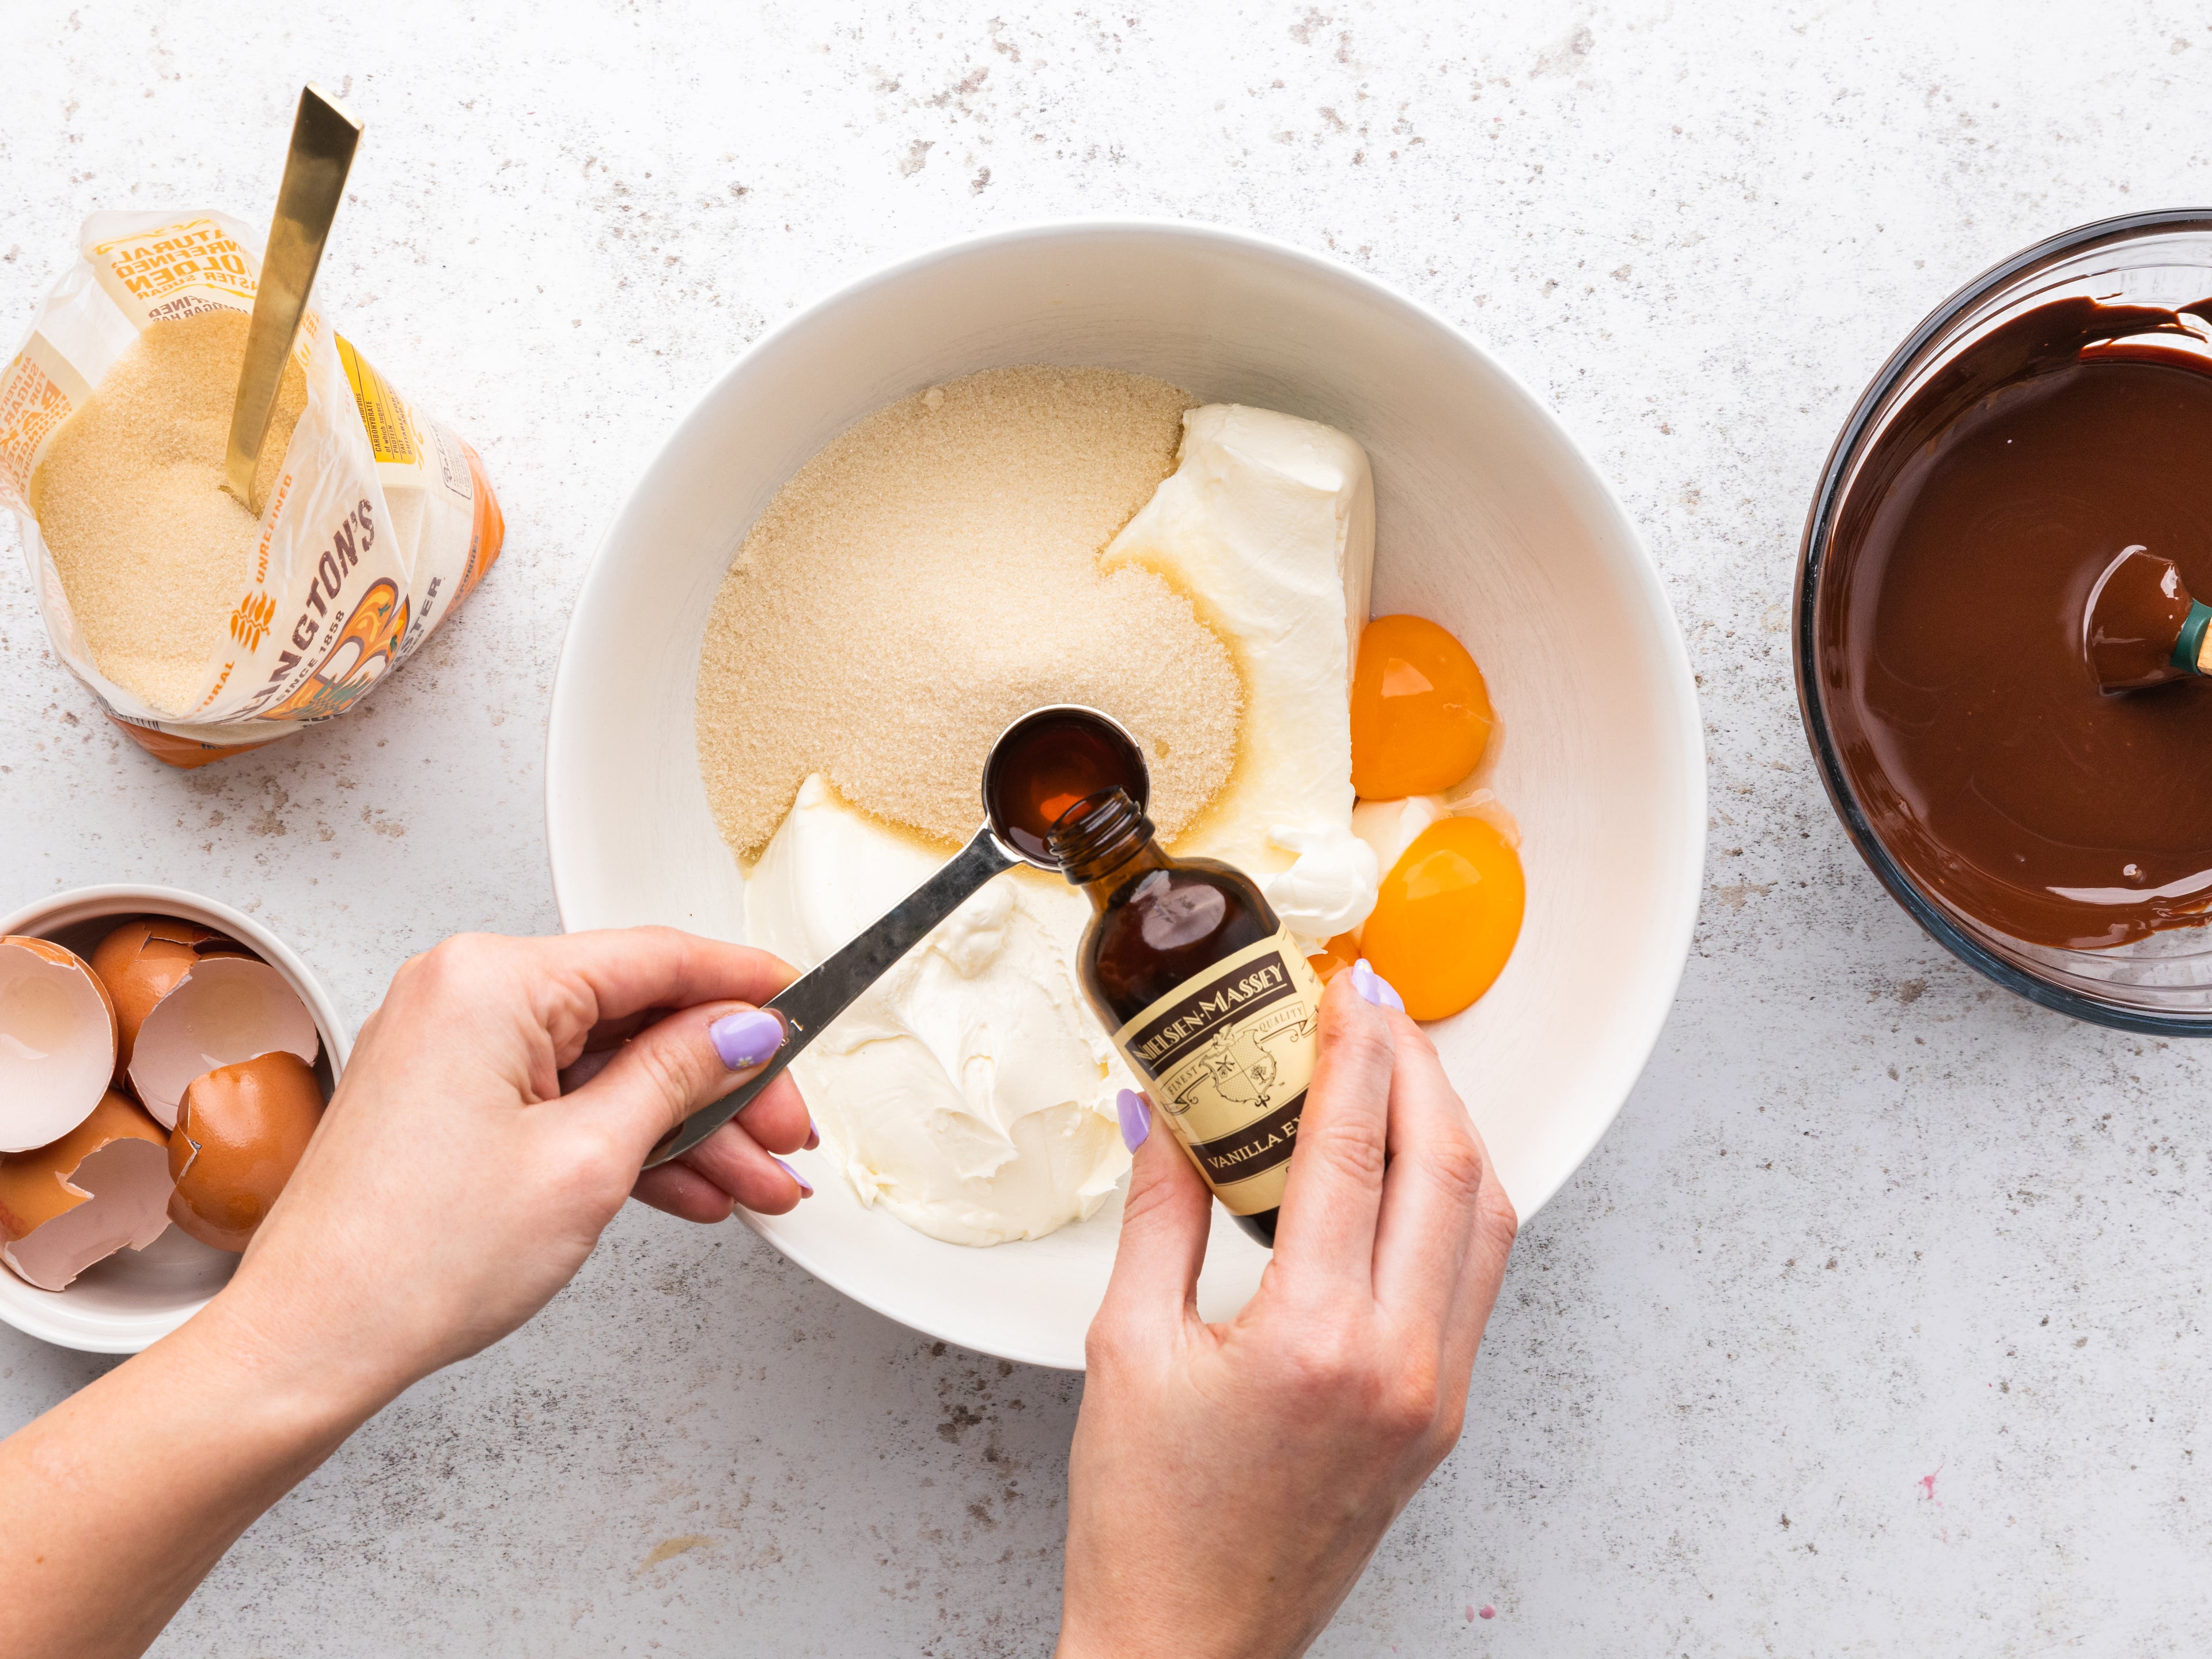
[1100,403,1378,946]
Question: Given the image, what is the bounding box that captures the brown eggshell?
[129,957,320,1130]
[88,916,252,1081]
[0,935,120,1154]
[0,1091,171,1290]
[166,1051,325,1253]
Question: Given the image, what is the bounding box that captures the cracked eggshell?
[167,1052,325,1253]
[0,936,120,1153]
[0,1091,172,1291]
[89,917,252,1081]
[127,958,320,1130]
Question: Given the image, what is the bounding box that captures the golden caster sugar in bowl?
[0,209,503,767]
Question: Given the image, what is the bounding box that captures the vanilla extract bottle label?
[1111,928,1325,1215]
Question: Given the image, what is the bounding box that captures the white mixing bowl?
[547,220,1703,1370]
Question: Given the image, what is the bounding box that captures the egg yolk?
[1358,817,1524,1020]
[1350,613,1493,798]
[1306,931,1364,984]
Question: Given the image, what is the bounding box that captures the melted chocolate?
[1822,296,2212,948]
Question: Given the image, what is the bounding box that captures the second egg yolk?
[1358,817,1524,1021]
[1306,931,1364,984]
[1350,613,1494,798]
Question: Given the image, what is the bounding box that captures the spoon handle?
[645,824,1018,1168]
[224,84,361,515]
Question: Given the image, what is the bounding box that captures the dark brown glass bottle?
[1048,787,1325,1248]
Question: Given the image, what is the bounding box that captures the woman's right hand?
[224,927,812,1408]
[0,927,810,1659]
[1058,968,1518,1659]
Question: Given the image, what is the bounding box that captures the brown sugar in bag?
[0,209,503,766]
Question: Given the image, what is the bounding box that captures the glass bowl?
[1797,209,2212,1034]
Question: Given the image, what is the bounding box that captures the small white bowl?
[547,221,1705,1369]
[0,884,350,1354]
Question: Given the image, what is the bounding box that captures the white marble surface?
[4,2,2210,1652]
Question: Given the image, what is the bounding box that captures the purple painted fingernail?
[1116,1088,1151,1152]
[710,1009,784,1070]
[774,1156,813,1196]
[805,1118,821,1152]
[1351,959,1406,1014]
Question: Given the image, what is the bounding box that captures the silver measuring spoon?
[644,704,1149,1168]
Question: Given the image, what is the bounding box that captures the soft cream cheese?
[747,775,1130,1247]
[1100,403,1378,947]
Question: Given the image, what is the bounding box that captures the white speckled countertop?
[5,2,2209,1652]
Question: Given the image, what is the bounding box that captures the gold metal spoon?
[222,84,361,517]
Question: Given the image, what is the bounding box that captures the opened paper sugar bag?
[0,209,502,767]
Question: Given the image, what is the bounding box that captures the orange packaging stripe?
[105,713,289,770]
[456,439,505,603]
